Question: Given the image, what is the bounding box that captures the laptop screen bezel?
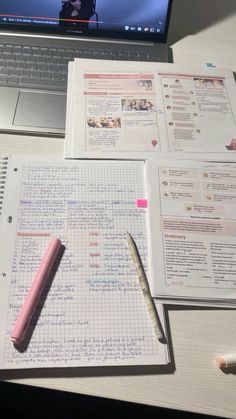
[0,0,173,44]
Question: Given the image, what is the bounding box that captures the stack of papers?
[64,58,236,308]
[64,58,236,161]
[147,158,236,307]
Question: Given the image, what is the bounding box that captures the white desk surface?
[1,4,236,416]
[0,134,236,418]
[194,13,236,42]
[171,13,236,72]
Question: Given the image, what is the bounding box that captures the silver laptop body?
[0,0,173,137]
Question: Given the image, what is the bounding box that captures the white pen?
[126,232,165,342]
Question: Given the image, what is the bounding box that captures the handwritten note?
[0,158,168,369]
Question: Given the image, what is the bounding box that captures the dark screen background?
[0,0,170,33]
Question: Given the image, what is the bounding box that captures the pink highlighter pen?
[11,236,62,345]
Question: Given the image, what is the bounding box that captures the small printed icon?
[125,25,129,31]
[152,139,158,147]
[150,28,154,32]
[144,27,149,32]
[185,205,192,212]
[137,27,142,31]
[156,28,161,33]
[226,138,236,150]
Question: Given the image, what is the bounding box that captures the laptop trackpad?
[14,91,66,129]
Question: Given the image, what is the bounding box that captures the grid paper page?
[0,158,168,369]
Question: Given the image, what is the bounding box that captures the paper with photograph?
[64,59,236,160]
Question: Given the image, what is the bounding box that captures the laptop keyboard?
[0,43,161,90]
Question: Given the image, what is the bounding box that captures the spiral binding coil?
[0,156,8,216]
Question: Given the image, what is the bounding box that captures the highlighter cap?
[215,356,226,368]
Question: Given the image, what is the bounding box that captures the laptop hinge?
[0,31,155,47]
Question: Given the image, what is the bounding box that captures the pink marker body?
[11,237,62,344]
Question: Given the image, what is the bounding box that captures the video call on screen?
[0,0,170,34]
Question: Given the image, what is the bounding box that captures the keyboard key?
[26,64,38,70]
[63,52,73,59]
[57,66,67,75]
[93,51,102,59]
[0,68,9,75]
[0,74,8,82]
[47,57,57,64]
[31,71,42,78]
[4,53,16,61]
[42,50,52,58]
[32,48,42,57]
[25,56,36,63]
[9,69,21,76]
[8,76,19,84]
[7,60,17,68]
[52,51,63,57]
[13,46,22,54]
[37,60,47,66]
[56,58,68,65]
[110,54,118,60]
[16,56,25,63]
[52,73,63,80]
[127,53,138,60]
[38,64,48,71]
[81,51,94,58]
[137,53,148,61]
[102,52,113,59]
[21,70,31,77]
[17,62,27,70]
[22,50,31,56]
[118,53,129,60]
[41,71,52,79]
[148,55,160,62]
[48,64,58,72]
[3,46,12,53]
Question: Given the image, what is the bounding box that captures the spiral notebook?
[0,155,169,370]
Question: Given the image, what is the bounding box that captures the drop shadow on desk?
[168,0,236,45]
[0,381,212,419]
[0,365,174,383]
[0,363,175,382]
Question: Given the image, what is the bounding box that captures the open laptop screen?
[0,0,172,42]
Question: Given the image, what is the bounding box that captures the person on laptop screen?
[59,0,94,29]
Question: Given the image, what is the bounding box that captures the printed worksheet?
[64,59,236,160]
[0,156,169,369]
[147,159,236,305]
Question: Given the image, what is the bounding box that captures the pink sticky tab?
[136,199,148,208]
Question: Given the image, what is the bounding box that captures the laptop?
[0,0,173,137]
